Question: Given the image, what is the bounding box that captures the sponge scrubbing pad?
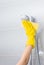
[21,19,39,48]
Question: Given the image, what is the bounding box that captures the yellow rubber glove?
[21,19,39,48]
[26,36,35,48]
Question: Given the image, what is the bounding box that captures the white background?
[0,0,44,65]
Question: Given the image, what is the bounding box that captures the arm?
[16,46,32,65]
[16,19,39,65]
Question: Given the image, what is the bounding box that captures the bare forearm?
[16,46,32,65]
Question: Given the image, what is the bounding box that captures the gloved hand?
[21,19,39,48]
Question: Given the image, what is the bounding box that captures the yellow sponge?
[31,22,39,32]
[21,19,39,48]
